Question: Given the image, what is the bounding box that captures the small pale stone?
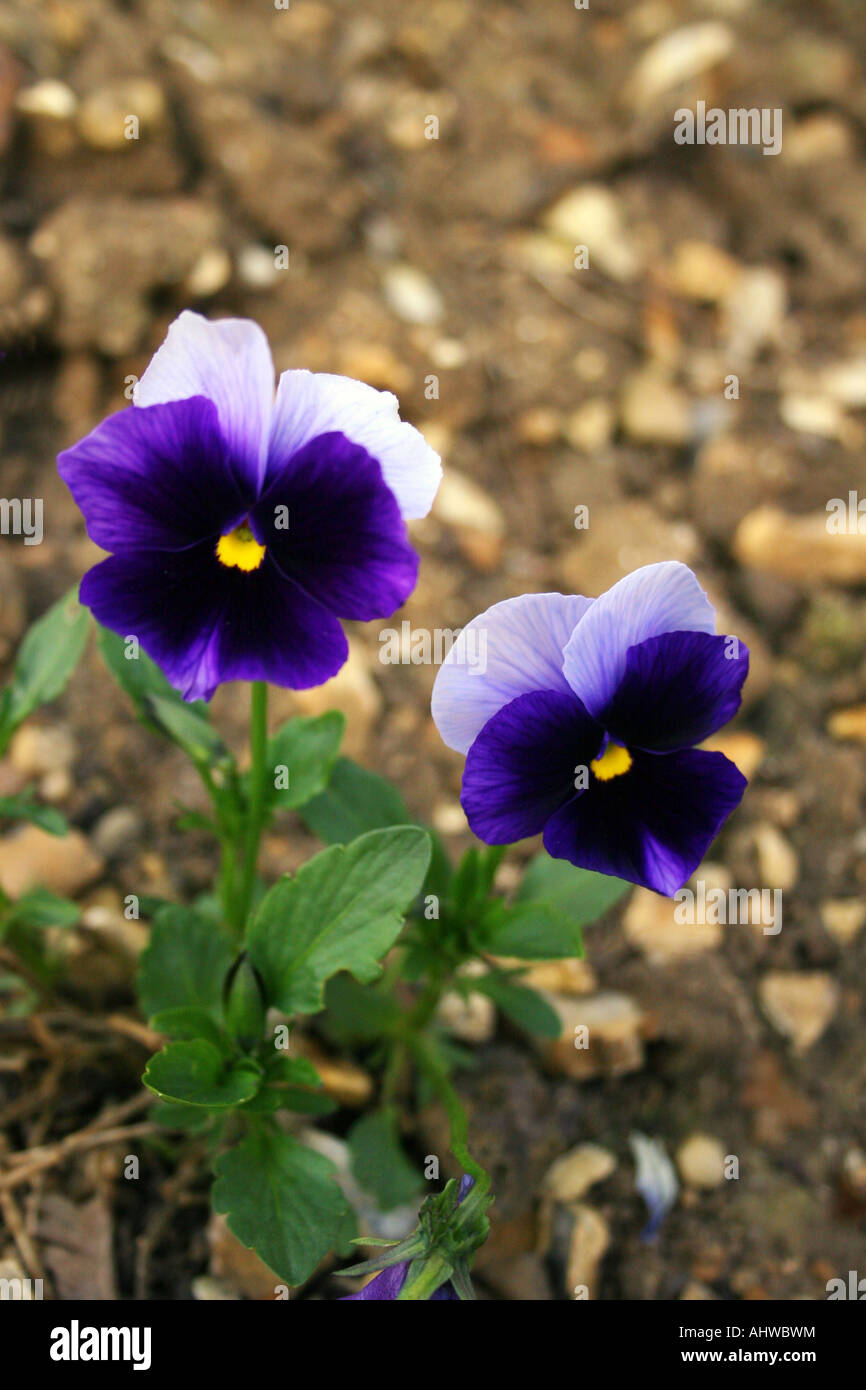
[543,1144,616,1203]
[780,393,846,441]
[628,22,734,107]
[77,80,166,150]
[700,731,766,780]
[237,244,282,289]
[681,1280,718,1300]
[429,337,468,370]
[759,972,839,1053]
[91,806,144,859]
[820,899,866,945]
[786,114,854,166]
[541,991,645,1079]
[9,724,76,776]
[624,887,722,963]
[819,359,866,409]
[184,247,232,297]
[565,1204,610,1299]
[723,269,787,361]
[431,800,467,836]
[522,958,597,996]
[16,80,78,120]
[337,342,411,394]
[733,507,866,588]
[192,1276,240,1301]
[564,399,614,453]
[382,264,444,325]
[385,89,457,150]
[752,823,799,891]
[437,963,496,1043]
[668,241,742,303]
[433,468,506,537]
[0,825,103,898]
[676,1133,726,1189]
[827,705,866,743]
[517,406,561,447]
[314,1057,373,1107]
[543,185,640,283]
[621,370,691,445]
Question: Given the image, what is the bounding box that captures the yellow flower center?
[590,742,633,782]
[216,523,266,572]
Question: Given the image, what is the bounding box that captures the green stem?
[235,681,268,933]
[408,1033,490,1194]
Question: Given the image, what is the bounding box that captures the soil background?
[1,0,865,1301]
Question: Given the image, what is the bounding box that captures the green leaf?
[96,626,222,768]
[213,1129,350,1286]
[147,694,231,770]
[0,589,89,747]
[263,713,345,812]
[149,1006,225,1045]
[0,793,68,836]
[143,1040,261,1108]
[490,904,583,960]
[452,845,504,913]
[299,757,410,843]
[263,1053,323,1087]
[299,756,451,897]
[254,1054,335,1111]
[151,1100,214,1133]
[247,826,431,1016]
[97,624,189,713]
[138,906,234,1020]
[320,973,401,1046]
[475,973,562,1038]
[348,1108,423,1211]
[517,856,631,928]
[5,888,79,930]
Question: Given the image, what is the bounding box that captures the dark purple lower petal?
[340,1261,458,1300]
[542,748,747,896]
[340,1262,409,1300]
[254,432,418,621]
[461,690,603,845]
[81,544,347,701]
[600,630,749,752]
[58,396,249,553]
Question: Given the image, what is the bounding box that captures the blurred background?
[0,0,865,1300]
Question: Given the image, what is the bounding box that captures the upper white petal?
[134,311,274,488]
[269,369,441,519]
[431,592,594,755]
[562,561,716,720]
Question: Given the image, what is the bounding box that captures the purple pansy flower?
[59,312,441,701]
[431,563,749,897]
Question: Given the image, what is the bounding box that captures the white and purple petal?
[58,396,247,553]
[268,370,441,519]
[461,690,603,844]
[431,592,593,755]
[133,311,274,495]
[562,562,716,723]
[542,748,746,896]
